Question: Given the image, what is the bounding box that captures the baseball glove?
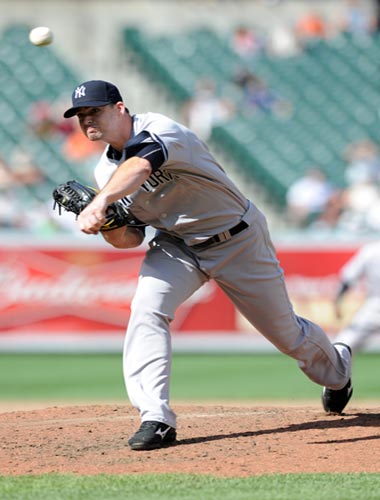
[52,179,147,231]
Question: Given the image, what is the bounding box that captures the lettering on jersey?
[119,196,133,208]
[141,169,174,192]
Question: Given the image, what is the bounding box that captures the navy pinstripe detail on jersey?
[106,145,123,161]
[106,131,167,172]
[149,132,168,162]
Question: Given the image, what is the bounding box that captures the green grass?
[0,352,378,403]
[1,354,379,498]
[1,473,380,500]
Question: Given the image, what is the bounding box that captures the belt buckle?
[217,230,231,243]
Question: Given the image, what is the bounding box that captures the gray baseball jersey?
[94,111,351,428]
[335,241,380,352]
[95,112,248,246]
[340,242,380,297]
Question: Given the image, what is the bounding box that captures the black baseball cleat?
[128,421,177,450]
[322,343,353,414]
[322,378,353,414]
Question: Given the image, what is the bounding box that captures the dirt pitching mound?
[1,403,379,476]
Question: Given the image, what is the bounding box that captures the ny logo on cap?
[74,85,86,99]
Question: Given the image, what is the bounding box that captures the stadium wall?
[0,236,378,353]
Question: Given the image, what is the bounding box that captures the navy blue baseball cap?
[63,80,123,118]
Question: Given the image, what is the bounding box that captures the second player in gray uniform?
[334,241,380,353]
[63,80,353,450]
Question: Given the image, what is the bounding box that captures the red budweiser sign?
[0,241,367,352]
[0,244,236,335]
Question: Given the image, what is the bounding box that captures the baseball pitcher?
[55,80,353,450]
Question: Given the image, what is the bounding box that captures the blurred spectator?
[0,194,25,229]
[9,148,44,186]
[0,150,43,189]
[232,67,262,96]
[0,153,63,235]
[343,139,380,186]
[52,94,78,137]
[267,24,301,58]
[339,0,376,36]
[376,0,380,32]
[337,179,380,232]
[286,167,336,228]
[29,99,74,139]
[233,69,292,118]
[29,100,56,138]
[295,11,328,47]
[182,78,235,141]
[310,190,346,230]
[230,25,265,58]
[331,138,380,233]
[0,155,32,229]
[0,156,16,189]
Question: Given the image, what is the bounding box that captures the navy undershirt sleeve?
[123,131,166,172]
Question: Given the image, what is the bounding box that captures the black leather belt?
[192,220,249,250]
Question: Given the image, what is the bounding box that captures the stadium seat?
[0,23,90,210]
[122,27,380,206]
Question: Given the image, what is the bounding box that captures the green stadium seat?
[0,23,85,210]
[120,27,380,207]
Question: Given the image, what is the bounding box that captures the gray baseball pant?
[123,205,351,428]
[335,297,380,353]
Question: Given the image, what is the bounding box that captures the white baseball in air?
[29,26,53,46]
